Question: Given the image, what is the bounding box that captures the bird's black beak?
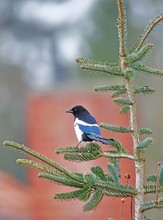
[66,108,73,113]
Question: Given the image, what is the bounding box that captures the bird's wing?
[86,133,109,145]
[78,123,100,135]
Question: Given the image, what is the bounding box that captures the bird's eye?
[74,108,77,111]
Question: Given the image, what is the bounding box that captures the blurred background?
[0,0,163,219]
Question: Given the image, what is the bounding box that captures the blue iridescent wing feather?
[78,124,100,135]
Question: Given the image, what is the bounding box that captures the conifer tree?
[2,0,163,219]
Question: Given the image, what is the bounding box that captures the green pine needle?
[95,84,126,92]
[64,152,102,162]
[146,175,156,183]
[145,185,163,194]
[57,143,102,162]
[126,43,153,64]
[16,159,64,177]
[124,67,136,80]
[83,188,103,211]
[134,86,155,95]
[137,137,153,152]
[144,216,153,220]
[108,139,126,153]
[111,89,127,97]
[76,57,119,67]
[159,165,163,187]
[39,173,84,188]
[59,143,102,162]
[76,57,121,76]
[138,128,152,135]
[54,185,92,201]
[83,172,96,186]
[56,143,102,154]
[120,105,130,114]
[95,180,136,197]
[141,198,163,212]
[114,97,133,105]
[91,166,107,181]
[130,63,163,76]
[133,14,163,53]
[3,141,82,182]
[107,164,120,184]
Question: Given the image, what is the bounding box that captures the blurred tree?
[0,0,97,90]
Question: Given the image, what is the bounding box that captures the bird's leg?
[75,141,82,148]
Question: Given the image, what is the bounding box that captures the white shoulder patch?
[75,118,98,127]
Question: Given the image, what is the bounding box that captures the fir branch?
[57,142,134,162]
[124,67,136,80]
[57,143,102,162]
[64,152,102,162]
[100,123,131,133]
[107,164,120,184]
[83,173,95,186]
[103,151,134,161]
[54,185,92,201]
[56,143,102,154]
[133,14,163,53]
[95,180,136,197]
[126,44,153,64]
[76,57,119,67]
[107,139,126,153]
[16,159,63,177]
[79,188,92,202]
[144,185,163,194]
[95,84,126,92]
[141,198,163,213]
[111,89,127,97]
[105,175,115,183]
[79,64,121,76]
[146,175,156,183]
[138,128,152,135]
[120,105,130,114]
[114,97,133,105]
[145,185,156,194]
[144,216,153,220]
[3,141,83,183]
[38,173,84,188]
[130,63,163,76]
[76,57,121,76]
[91,166,107,181]
[83,188,103,211]
[159,164,163,187]
[137,137,153,152]
[134,86,155,95]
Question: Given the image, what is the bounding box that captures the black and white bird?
[66,105,113,147]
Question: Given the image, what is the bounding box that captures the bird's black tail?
[86,133,114,145]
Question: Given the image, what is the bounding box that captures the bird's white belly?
[74,122,83,142]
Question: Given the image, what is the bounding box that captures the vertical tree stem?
[118,0,145,218]
[125,78,144,220]
[117,0,126,57]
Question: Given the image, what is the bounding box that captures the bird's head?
[66,105,89,117]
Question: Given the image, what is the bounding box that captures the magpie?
[66,105,113,147]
